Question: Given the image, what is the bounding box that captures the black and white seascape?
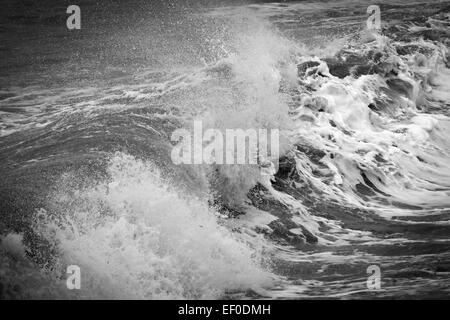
[1,0,450,299]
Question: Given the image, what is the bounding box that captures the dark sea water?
[1,0,450,299]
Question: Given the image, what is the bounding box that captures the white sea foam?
[3,153,273,299]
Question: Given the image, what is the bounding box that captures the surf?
[1,0,450,299]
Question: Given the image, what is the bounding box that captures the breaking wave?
[1,0,450,299]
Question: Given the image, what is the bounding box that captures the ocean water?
[0,0,450,299]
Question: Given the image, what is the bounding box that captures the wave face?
[1,0,450,299]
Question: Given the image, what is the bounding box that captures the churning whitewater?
[1,0,450,299]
